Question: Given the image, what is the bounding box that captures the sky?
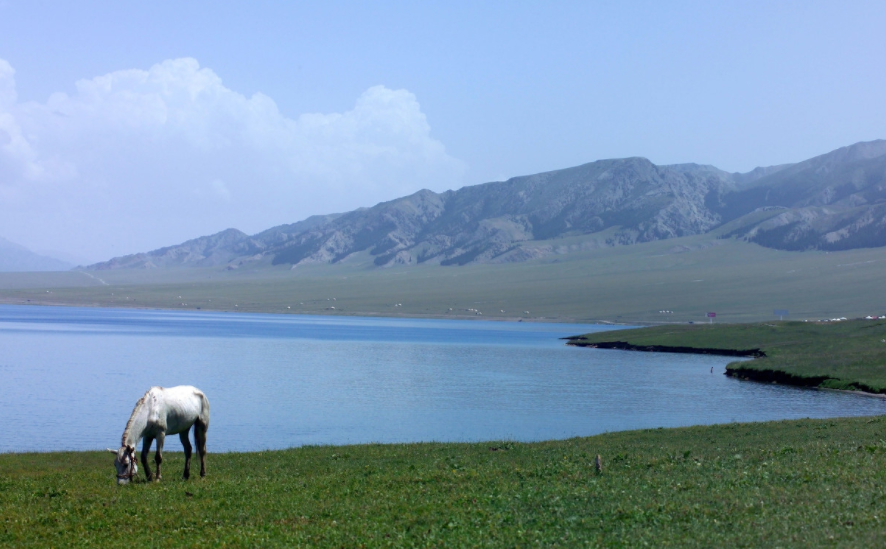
[0,1,884,263]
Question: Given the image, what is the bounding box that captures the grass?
[570,319,886,393]
[3,235,886,324]
[3,416,886,547]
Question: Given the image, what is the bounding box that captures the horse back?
[154,385,210,435]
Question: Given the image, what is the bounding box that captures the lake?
[1,305,883,453]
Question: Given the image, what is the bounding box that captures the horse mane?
[121,388,159,447]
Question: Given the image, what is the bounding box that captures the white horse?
[109,386,210,484]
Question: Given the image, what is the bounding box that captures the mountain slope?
[88,229,257,270]
[85,139,886,270]
[0,237,72,272]
[713,140,886,250]
[265,157,738,267]
[88,214,347,270]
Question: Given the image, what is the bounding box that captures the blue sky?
[0,1,884,261]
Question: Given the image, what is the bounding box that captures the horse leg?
[141,437,154,481]
[154,432,165,481]
[195,420,208,478]
[179,427,193,480]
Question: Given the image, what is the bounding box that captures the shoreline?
[4,410,886,456]
[561,324,886,399]
[563,338,764,357]
[0,299,650,326]
[571,341,886,399]
[820,386,886,399]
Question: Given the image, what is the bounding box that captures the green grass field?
[2,236,886,324]
[570,319,886,393]
[3,416,886,547]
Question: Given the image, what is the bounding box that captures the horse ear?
[107,448,118,454]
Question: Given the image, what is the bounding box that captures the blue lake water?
[1,305,883,453]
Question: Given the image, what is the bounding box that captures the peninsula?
[566,319,886,394]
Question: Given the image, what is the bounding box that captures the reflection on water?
[0,305,883,452]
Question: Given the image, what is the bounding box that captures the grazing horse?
[109,386,210,484]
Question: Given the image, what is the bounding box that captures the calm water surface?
[1,305,883,452]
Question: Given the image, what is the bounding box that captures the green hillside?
[2,235,886,324]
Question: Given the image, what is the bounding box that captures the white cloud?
[0,59,44,183]
[0,57,466,261]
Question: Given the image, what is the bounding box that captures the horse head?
[109,445,138,485]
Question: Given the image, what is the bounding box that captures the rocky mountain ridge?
[86,140,886,270]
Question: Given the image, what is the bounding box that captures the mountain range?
[0,237,72,272]
[86,140,886,271]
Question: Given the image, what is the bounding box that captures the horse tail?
[196,389,210,429]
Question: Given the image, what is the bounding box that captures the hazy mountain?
[86,140,886,270]
[33,249,92,267]
[0,237,73,272]
[711,140,886,250]
[88,229,257,270]
[266,157,742,267]
[88,214,344,270]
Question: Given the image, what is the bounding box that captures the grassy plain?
[570,320,886,393]
[2,236,886,324]
[3,416,886,547]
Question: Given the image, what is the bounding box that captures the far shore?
[0,298,654,326]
